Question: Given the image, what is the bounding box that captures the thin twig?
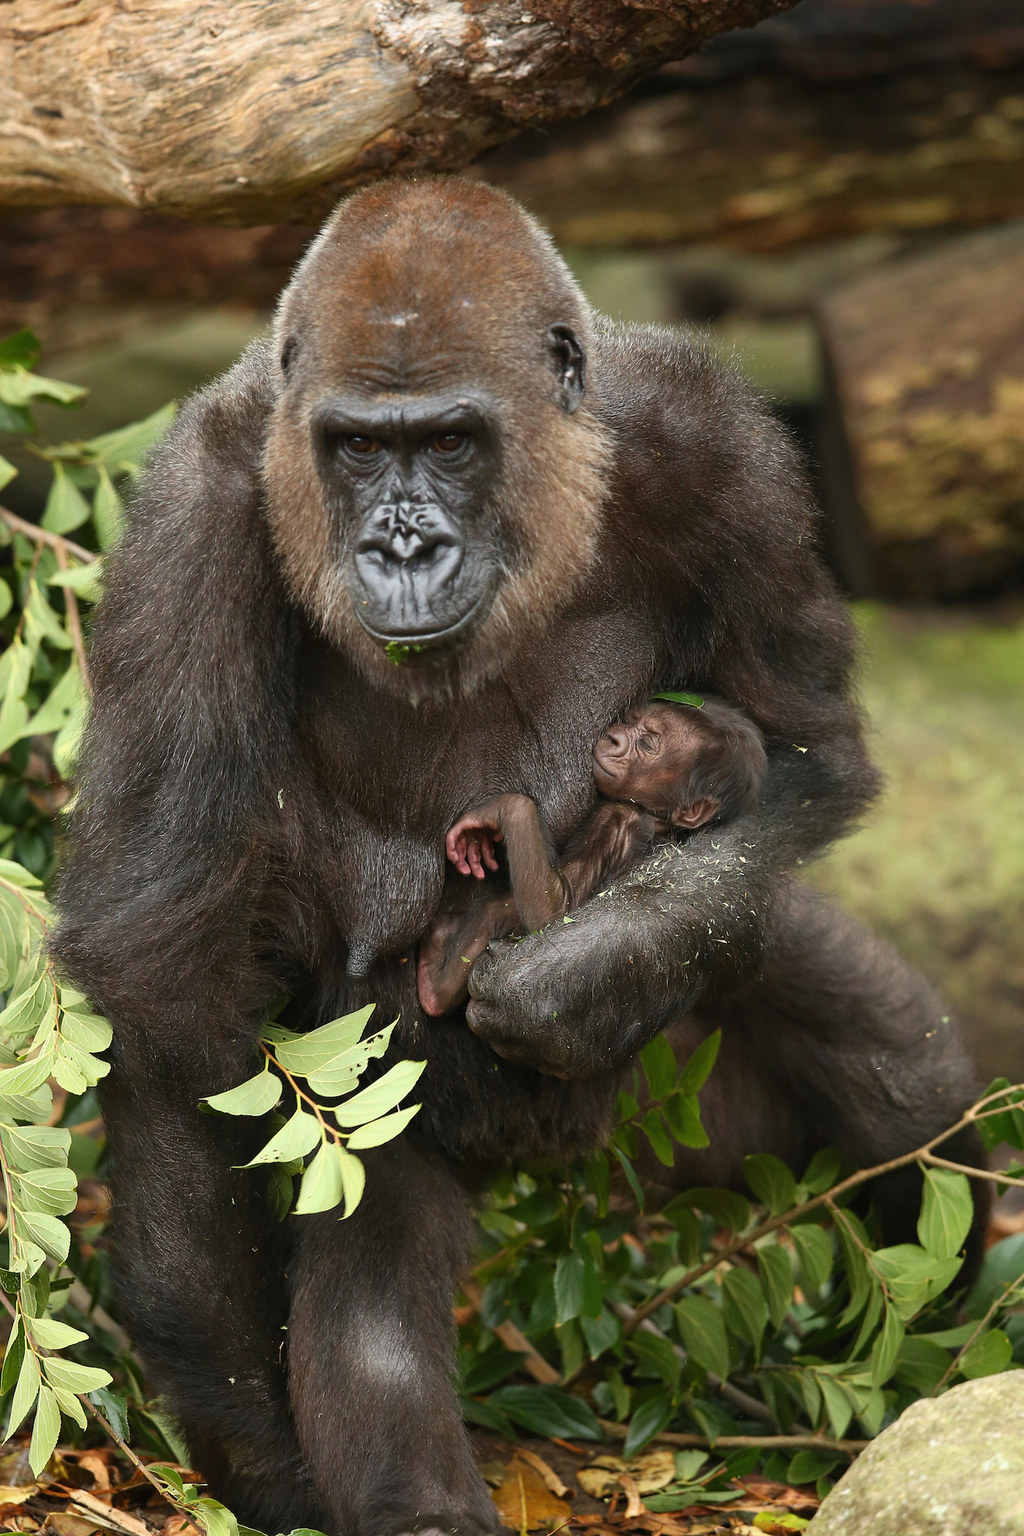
[627,1090,1017,1332]
[922,1153,1024,1189]
[462,1278,561,1386]
[54,541,92,697]
[0,507,93,565]
[596,1417,867,1457]
[930,1279,1024,1397]
[608,1300,776,1425]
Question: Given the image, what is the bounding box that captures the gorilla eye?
[431,433,465,454]
[345,435,382,456]
[638,734,658,755]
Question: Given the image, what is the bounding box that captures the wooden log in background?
[0,0,793,225]
[818,225,1024,599]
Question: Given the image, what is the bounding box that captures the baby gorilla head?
[592,695,767,828]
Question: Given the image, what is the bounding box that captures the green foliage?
[460,1067,1024,1483]
[205,1008,425,1221]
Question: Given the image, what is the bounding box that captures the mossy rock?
[809,1374,1024,1536]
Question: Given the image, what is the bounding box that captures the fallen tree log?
[817,225,1024,599]
[0,0,793,225]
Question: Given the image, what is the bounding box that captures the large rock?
[808,1374,1024,1536]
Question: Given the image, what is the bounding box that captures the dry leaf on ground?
[492,1456,570,1531]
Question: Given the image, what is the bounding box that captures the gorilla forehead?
[277,177,589,393]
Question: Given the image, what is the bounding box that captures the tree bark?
[817,225,1024,600]
[0,0,794,226]
[482,0,1024,251]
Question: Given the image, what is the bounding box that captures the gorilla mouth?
[354,587,496,659]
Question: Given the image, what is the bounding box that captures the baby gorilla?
[417,696,767,1018]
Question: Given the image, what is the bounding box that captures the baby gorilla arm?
[418,795,666,1017]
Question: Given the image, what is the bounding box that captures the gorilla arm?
[465,604,878,1079]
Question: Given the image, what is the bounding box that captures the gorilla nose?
[601,725,630,755]
[358,502,459,570]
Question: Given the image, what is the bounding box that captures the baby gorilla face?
[592,702,704,818]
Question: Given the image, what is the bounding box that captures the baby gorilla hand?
[446,810,503,878]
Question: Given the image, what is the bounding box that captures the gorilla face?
[313,390,503,656]
[263,179,607,696]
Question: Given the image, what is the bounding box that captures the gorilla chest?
[309,611,656,955]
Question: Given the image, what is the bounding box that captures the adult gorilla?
[53,180,984,1536]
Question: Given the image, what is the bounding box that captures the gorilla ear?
[280,336,299,377]
[671,797,720,830]
[546,324,586,414]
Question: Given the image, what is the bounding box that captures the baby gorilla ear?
[546,324,586,414]
[671,797,720,830]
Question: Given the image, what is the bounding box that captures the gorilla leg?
[100,1033,326,1532]
[286,1137,499,1536]
[663,886,989,1268]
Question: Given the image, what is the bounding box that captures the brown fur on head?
[262,177,611,699]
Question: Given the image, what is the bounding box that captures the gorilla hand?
[465,842,771,1077]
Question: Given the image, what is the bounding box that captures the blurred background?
[2,0,1022,1088]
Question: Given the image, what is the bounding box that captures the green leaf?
[800,1147,843,1194]
[28,1384,61,1477]
[630,1332,680,1392]
[675,1294,731,1379]
[17,1209,71,1265]
[305,1021,397,1097]
[92,468,124,551]
[965,1232,1024,1319]
[345,1103,420,1149]
[0,329,41,368]
[0,1124,70,1173]
[24,662,84,737]
[45,559,104,601]
[959,1328,1013,1379]
[90,1388,130,1442]
[872,1244,963,1319]
[641,1109,675,1167]
[613,1145,645,1211]
[60,1009,112,1054]
[0,577,11,619]
[677,1031,720,1096]
[622,1391,674,1456]
[193,1497,239,1536]
[12,1167,78,1217]
[1,1316,25,1394]
[41,465,91,534]
[41,1357,113,1395]
[787,1450,843,1485]
[51,1386,88,1431]
[675,1186,749,1233]
[241,1108,321,1166]
[337,1145,366,1217]
[894,1337,950,1395]
[0,369,85,408]
[744,1154,797,1216]
[334,1059,426,1128]
[651,691,704,709]
[871,1304,905,1387]
[5,1343,41,1438]
[554,1253,586,1325]
[294,1141,344,1216]
[204,1070,283,1117]
[27,1317,89,1350]
[488,1384,603,1441]
[815,1374,853,1440]
[756,1242,794,1329]
[641,1034,678,1100]
[721,1266,768,1357]
[273,1006,377,1075]
[790,1223,833,1294]
[918,1167,973,1259]
[663,1091,709,1148]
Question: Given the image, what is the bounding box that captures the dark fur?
[52,179,986,1536]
